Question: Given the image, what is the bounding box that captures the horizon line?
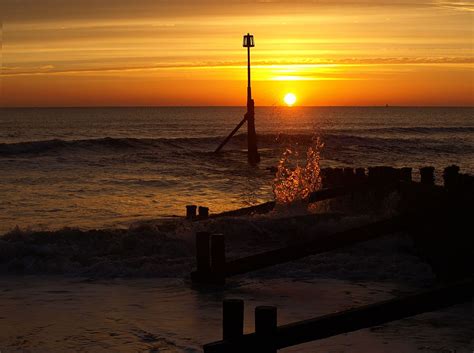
[2,105,474,109]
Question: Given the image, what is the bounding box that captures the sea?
[0,106,473,352]
[0,106,472,234]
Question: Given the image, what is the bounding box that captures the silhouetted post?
[255,306,277,353]
[400,167,412,182]
[333,168,343,186]
[420,167,435,185]
[211,233,226,283]
[321,168,330,188]
[443,165,460,190]
[223,299,244,343]
[196,232,211,276]
[355,168,366,182]
[186,205,197,219]
[369,166,398,185]
[243,33,260,165]
[214,34,261,162]
[199,206,210,219]
[343,168,355,185]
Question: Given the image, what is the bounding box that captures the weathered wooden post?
[343,167,355,185]
[223,299,244,345]
[255,306,278,353]
[186,205,197,219]
[368,167,379,184]
[443,165,460,190]
[211,233,226,284]
[321,168,331,188]
[420,166,435,185]
[199,206,210,219]
[333,168,343,186]
[193,232,211,281]
[355,167,366,182]
[386,167,399,184]
[400,167,412,182]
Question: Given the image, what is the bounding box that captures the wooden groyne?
[196,165,473,351]
[186,165,472,220]
[191,214,411,283]
[191,165,473,284]
[203,279,474,353]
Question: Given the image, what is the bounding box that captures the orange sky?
[2,0,473,107]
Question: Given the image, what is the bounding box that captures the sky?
[1,0,473,107]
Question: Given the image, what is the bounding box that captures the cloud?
[2,56,472,77]
[435,1,474,11]
[2,0,439,23]
[39,64,55,70]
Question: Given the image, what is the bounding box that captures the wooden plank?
[203,279,474,353]
[215,116,247,153]
[209,180,401,220]
[275,278,473,349]
[307,181,373,203]
[209,201,276,219]
[224,214,410,277]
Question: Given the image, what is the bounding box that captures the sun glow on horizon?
[2,1,473,107]
[284,93,297,106]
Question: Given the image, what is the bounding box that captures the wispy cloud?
[2,57,472,77]
[2,0,472,106]
[1,0,449,23]
[435,1,474,11]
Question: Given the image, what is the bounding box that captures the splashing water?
[272,137,324,204]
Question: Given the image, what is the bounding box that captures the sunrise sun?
[284,93,297,106]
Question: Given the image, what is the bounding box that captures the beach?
[1,209,473,352]
[1,276,472,353]
[0,106,473,352]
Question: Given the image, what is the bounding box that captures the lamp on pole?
[243,33,254,105]
[214,33,260,165]
[243,33,260,165]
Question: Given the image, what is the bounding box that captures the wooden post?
[443,165,460,190]
[245,33,259,165]
[186,205,197,219]
[211,233,226,284]
[247,100,260,165]
[223,299,244,342]
[400,167,412,182]
[333,168,343,186]
[195,232,211,278]
[420,166,435,185]
[321,168,331,188]
[355,168,366,182]
[255,306,277,353]
[343,168,355,185]
[199,206,210,219]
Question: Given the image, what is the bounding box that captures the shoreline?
[1,275,472,353]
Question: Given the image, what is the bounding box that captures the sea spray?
[272,137,324,206]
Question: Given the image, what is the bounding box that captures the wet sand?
[0,276,472,353]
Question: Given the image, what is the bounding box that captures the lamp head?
[243,33,255,48]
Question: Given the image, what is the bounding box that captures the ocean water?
[1,107,473,352]
[0,106,473,233]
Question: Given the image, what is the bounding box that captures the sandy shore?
[0,276,472,353]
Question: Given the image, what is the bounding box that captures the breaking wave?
[0,127,472,157]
